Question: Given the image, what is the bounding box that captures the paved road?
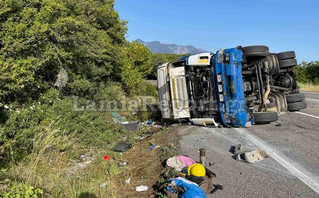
[177,92,319,198]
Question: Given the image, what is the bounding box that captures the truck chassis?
[157,46,307,126]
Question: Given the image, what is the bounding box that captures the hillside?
[136,39,208,54]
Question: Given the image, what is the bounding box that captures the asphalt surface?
[177,92,319,198]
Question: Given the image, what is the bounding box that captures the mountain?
[136,39,208,54]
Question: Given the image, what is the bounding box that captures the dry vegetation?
[299,83,319,92]
[1,124,181,197]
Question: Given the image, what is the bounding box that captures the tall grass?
[3,121,125,197]
[298,83,319,92]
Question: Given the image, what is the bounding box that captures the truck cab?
[157,45,307,126]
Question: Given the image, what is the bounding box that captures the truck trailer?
[157,46,307,127]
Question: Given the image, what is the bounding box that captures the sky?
[115,0,319,62]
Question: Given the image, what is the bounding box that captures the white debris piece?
[100,182,108,188]
[135,185,148,192]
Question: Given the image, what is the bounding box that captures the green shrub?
[3,183,43,198]
[133,81,158,97]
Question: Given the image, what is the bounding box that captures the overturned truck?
[157,46,307,126]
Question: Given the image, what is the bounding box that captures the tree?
[295,61,319,84]
[0,0,127,103]
[121,42,152,92]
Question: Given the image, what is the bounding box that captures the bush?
[3,183,43,198]
[295,61,319,85]
[133,80,158,97]
[0,85,129,166]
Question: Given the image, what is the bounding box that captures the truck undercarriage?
[157,45,307,126]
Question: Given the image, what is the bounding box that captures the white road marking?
[302,91,319,95]
[234,128,319,195]
[295,111,319,119]
[306,98,319,103]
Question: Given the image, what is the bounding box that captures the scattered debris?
[147,120,153,125]
[210,184,223,195]
[230,144,243,154]
[148,144,158,151]
[118,162,128,166]
[208,162,215,166]
[199,148,206,166]
[167,177,206,198]
[100,182,108,188]
[191,118,218,127]
[103,155,110,161]
[111,112,125,123]
[135,185,148,192]
[236,149,268,163]
[113,141,132,152]
[166,156,196,171]
[121,121,140,131]
[275,123,282,127]
[111,112,140,131]
[125,178,131,184]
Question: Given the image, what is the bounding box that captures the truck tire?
[287,101,307,111]
[253,112,278,124]
[279,59,297,68]
[243,45,269,57]
[276,51,296,60]
[286,93,305,103]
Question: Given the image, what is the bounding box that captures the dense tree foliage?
[121,41,152,92]
[0,0,130,103]
[148,53,189,79]
[295,61,319,84]
[0,0,156,169]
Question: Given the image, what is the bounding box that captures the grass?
[1,122,179,197]
[299,83,319,92]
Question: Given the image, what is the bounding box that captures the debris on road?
[156,147,221,198]
[235,149,268,163]
[167,177,206,198]
[191,118,218,127]
[210,184,223,195]
[230,144,243,154]
[113,141,132,152]
[135,185,148,192]
[199,148,206,166]
[166,156,196,171]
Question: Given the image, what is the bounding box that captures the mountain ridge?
[136,39,208,54]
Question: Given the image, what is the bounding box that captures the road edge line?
[234,128,319,195]
[295,111,319,119]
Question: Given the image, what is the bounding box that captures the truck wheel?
[286,93,305,103]
[279,59,297,68]
[243,45,269,57]
[253,112,278,124]
[287,101,307,111]
[276,51,296,60]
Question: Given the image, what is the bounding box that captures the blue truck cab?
[213,48,248,126]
